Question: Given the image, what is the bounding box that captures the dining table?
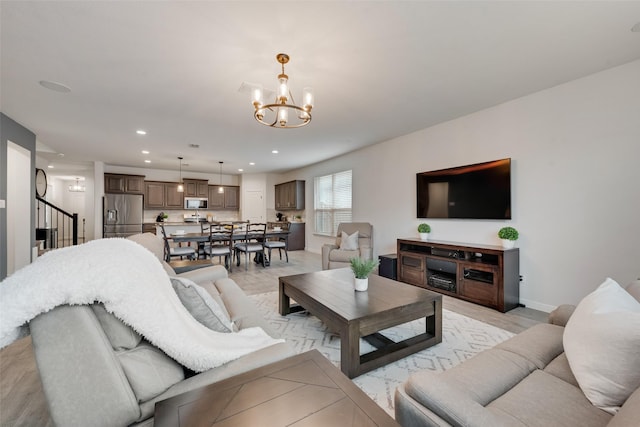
[168,228,290,264]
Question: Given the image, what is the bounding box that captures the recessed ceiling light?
[136,130,147,135]
[47,165,54,169]
[39,80,71,93]
[272,150,279,154]
[238,168,244,172]
[58,153,65,157]
[144,160,151,163]
[249,162,255,166]
[141,150,150,154]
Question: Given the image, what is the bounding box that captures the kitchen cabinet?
[275,180,305,210]
[208,185,240,210]
[144,181,184,209]
[287,222,305,250]
[105,173,145,194]
[183,179,208,198]
[224,186,239,209]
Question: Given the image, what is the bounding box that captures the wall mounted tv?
[417,158,511,220]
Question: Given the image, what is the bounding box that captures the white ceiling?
[2,1,640,178]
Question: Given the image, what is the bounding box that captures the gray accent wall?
[1,113,36,280]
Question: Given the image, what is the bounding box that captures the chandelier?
[68,178,85,192]
[252,53,314,128]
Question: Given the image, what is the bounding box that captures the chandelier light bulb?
[252,86,263,108]
[278,107,288,126]
[302,87,314,110]
[278,76,289,103]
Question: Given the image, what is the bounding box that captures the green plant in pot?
[418,223,431,240]
[498,226,519,249]
[350,257,379,292]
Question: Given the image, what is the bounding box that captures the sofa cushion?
[563,277,640,414]
[487,370,612,427]
[91,304,142,350]
[329,249,359,263]
[117,341,184,403]
[607,387,640,427]
[213,278,276,336]
[543,352,579,388]
[339,230,359,250]
[197,281,231,320]
[170,277,235,333]
[496,323,564,369]
[127,233,164,261]
[407,347,536,409]
[626,279,640,302]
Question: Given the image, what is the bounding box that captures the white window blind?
[314,170,352,236]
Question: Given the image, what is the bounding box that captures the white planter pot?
[501,239,516,249]
[354,277,369,292]
[419,233,430,241]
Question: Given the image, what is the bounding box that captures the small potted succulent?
[350,257,379,291]
[418,223,431,241]
[498,226,519,249]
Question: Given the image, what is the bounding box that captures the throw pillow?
[563,277,640,414]
[170,277,235,333]
[339,230,359,251]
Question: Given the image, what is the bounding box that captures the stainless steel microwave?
[184,198,208,209]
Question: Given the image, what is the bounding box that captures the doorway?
[244,190,264,223]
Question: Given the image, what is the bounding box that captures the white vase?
[501,239,516,249]
[419,233,430,241]
[354,277,369,292]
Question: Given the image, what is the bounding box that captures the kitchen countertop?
[155,221,209,225]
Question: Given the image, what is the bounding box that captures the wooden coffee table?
[154,350,398,426]
[279,268,442,378]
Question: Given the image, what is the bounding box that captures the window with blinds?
[314,170,352,236]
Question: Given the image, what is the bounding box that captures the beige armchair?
[321,222,373,270]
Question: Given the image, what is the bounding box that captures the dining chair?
[234,222,267,270]
[199,221,218,258]
[264,222,289,264]
[202,223,233,271]
[158,223,196,262]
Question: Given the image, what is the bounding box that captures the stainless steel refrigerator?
[103,194,144,238]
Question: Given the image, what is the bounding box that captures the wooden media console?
[397,238,520,312]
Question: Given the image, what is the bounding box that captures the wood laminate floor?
[0,250,547,426]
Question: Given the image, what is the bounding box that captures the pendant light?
[177,156,184,193]
[218,161,224,194]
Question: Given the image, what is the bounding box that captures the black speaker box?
[378,254,397,280]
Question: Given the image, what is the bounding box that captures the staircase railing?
[35,196,80,250]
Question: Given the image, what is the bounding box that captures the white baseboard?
[519,298,556,313]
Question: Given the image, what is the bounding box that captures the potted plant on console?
[418,223,431,241]
[498,226,519,249]
[350,258,379,292]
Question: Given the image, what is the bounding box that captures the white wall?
[287,60,640,311]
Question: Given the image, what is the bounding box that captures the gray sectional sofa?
[29,234,295,426]
[394,281,640,427]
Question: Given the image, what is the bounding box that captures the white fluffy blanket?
[0,238,283,372]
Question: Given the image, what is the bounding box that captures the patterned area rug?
[248,291,515,417]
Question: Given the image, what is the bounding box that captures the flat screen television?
[417,158,511,219]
